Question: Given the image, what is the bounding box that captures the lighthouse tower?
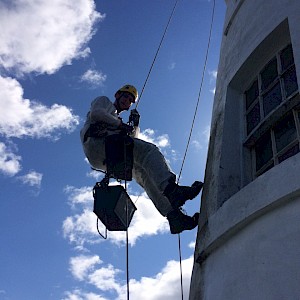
[189,0,300,299]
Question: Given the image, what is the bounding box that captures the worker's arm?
[129,108,140,138]
[90,96,122,128]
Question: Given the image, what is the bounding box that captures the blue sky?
[0,1,225,299]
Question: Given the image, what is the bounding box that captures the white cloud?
[168,62,176,70]
[209,70,218,80]
[0,76,79,139]
[127,257,193,300]
[66,254,194,300]
[64,185,93,206]
[62,187,168,247]
[202,125,211,142]
[138,129,170,149]
[208,70,217,94]
[86,169,105,180]
[191,125,211,151]
[108,193,169,245]
[62,209,98,248]
[17,170,43,187]
[70,255,102,281]
[0,142,22,176]
[88,264,122,293]
[188,241,196,249]
[191,139,203,150]
[0,0,104,75]
[81,69,107,88]
[63,289,107,300]
[210,87,216,95]
[137,128,180,164]
[68,255,122,296]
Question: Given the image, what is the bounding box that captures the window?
[253,111,300,176]
[244,44,299,177]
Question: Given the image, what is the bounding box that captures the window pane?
[245,80,259,109]
[258,161,275,176]
[274,112,297,152]
[283,65,298,98]
[261,58,278,91]
[278,143,299,163]
[262,82,282,116]
[280,44,294,71]
[246,102,260,134]
[255,131,273,171]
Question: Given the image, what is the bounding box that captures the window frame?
[243,43,299,178]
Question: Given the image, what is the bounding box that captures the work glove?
[119,122,134,135]
[129,109,140,127]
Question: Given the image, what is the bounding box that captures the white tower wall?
[189,0,300,299]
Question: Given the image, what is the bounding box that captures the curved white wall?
[190,0,300,299]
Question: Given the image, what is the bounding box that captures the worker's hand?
[119,122,134,134]
[129,109,140,127]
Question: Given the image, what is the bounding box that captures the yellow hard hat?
[118,85,138,103]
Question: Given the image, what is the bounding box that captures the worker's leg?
[132,138,203,210]
[133,163,199,233]
[82,137,106,171]
[132,163,173,216]
[132,138,176,192]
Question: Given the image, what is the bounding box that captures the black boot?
[167,208,199,234]
[164,181,203,208]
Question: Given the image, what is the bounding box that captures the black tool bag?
[93,184,137,231]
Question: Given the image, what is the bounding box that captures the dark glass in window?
[278,143,299,163]
[255,131,273,171]
[245,80,259,109]
[274,112,297,152]
[246,102,260,134]
[280,44,294,71]
[283,65,298,98]
[260,58,278,91]
[259,161,275,176]
[263,82,282,116]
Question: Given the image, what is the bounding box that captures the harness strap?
[83,122,108,142]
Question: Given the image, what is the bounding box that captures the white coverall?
[80,96,176,216]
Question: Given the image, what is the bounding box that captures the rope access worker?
[80,84,203,234]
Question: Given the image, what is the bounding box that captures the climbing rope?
[132,0,180,207]
[126,228,130,300]
[135,0,180,109]
[124,145,130,300]
[95,3,181,298]
[177,0,216,182]
[176,0,216,299]
[178,233,184,300]
[95,0,216,299]
[132,0,216,298]
[126,2,180,296]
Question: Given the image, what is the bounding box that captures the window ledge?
[197,152,300,264]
